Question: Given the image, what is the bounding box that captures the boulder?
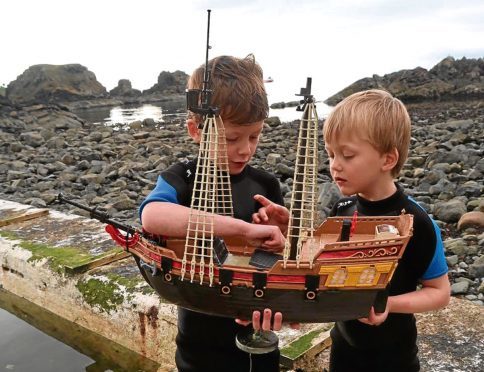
[434,199,467,223]
[6,64,107,104]
[450,280,469,295]
[457,211,484,230]
[468,256,484,279]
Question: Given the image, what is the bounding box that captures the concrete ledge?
[0,199,177,368]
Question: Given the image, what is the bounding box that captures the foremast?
[181,10,234,286]
[283,78,320,268]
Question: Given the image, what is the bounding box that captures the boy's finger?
[252,310,261,331]
[235,318,251,326]
[252,213,261,223]
[261,309,272,331]
[368,306,376,321]
[265,203,276,215]
[259,208,269,221]
[261,239,284,251]
[272,312,283,331]
[254,194,272,207]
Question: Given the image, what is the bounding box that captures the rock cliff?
[6,64,107,104]
[325,57,484,105]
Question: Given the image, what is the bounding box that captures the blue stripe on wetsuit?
[408,196,448,280]
[139,176,179,218]
[421,219,448,280]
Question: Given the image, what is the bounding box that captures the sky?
[2,0,483,103]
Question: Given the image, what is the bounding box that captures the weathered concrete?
[0,199,177,369]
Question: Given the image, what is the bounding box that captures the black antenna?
[186,9,219,123]
[295,77,314,111]
[202,9,211,105]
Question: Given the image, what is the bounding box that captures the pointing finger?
[254,194,272,207]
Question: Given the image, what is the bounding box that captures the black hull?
[139,266,388,323]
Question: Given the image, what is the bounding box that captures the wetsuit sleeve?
[139,175,179,217]
[138,162,191,218]
[404,197,448,281]
[421,219,448,280]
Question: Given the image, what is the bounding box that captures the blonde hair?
[187,54,268,125]
[323,89,411,177]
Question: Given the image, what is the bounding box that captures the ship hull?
[106,214,412,323]
[138,262,387,322]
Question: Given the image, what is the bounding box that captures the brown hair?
[323,89,411,177]
[187,54,268,125]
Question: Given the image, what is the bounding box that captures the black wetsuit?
[328,184,448,372]
[140,160,284,372]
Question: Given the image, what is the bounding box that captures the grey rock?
[422,169,447,185]
[266,153,282,166]
[24,197,47,208]
[79,173,105,186]
[434,199,467,223]
[446,255,459,266]
[469,256,484,279]
[455,181,482,197]
[142,118,156,127]
[318,183,342,210]
[451,281,470,295]
[19,131,44,147]
[444,238,469,256]
[428,178,455,196]
[275,163,294,177]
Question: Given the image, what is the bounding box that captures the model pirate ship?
[59,13,413,324]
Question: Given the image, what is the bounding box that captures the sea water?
[73,100,332,127]
[0,289,159,372]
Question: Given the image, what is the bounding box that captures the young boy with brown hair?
[140,54,286,372]
[323,89,450,371]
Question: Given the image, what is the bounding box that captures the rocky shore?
[0,97,483,305]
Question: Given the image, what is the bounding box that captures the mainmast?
[283,78,320,267]
[182,10,233,286]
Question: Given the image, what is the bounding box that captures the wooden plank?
[64,251,131,275]
[0,209,49,227]
[280,326,332,369]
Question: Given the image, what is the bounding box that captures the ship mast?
[181,10,234,286]
[283,78,319,267]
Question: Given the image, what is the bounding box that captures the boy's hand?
[252,194,289,235]
[358,306,389,326]
[246,224,285,252]
[235,308,300,331]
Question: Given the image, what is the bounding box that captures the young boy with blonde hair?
[140,54,285,372]
[323,89,450,371]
